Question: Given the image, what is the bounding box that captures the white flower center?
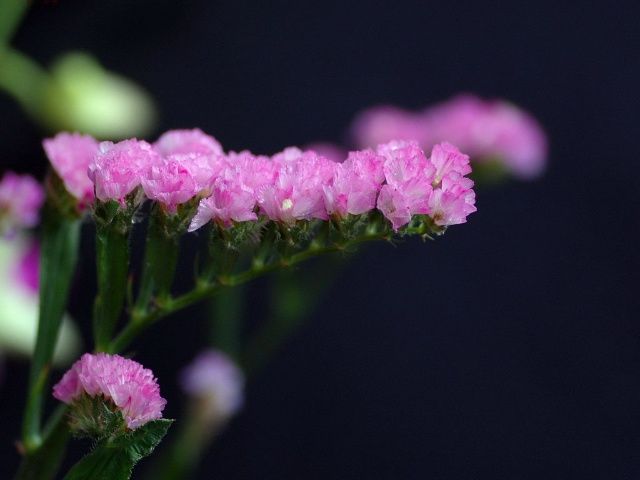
[281,198,293,211]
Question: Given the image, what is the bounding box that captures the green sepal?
[62,419,173,480]
[66,396,127,440]
[204,221,263,281]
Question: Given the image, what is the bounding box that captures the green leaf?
[22,204,81,451]
[63,419,173,480]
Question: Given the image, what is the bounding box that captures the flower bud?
[43,52,157,139]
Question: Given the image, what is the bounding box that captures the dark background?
[1,1,640,478]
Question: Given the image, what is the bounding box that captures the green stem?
[0,0,29,44]
[134,208,180,316]
[93,223,130,351]
[109,230,387,354]
[22,206,80,452]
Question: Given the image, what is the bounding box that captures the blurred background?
[1,0,639,478]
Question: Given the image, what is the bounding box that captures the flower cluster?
[0,172,44,237]
[44,129,476,231]
[351,94,547,179]
[53,352,166,430]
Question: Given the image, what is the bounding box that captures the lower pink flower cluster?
[43,129,476,231]
[351,94,548,179]
[53,353,166,430]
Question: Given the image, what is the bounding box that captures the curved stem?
[108,231,388,354]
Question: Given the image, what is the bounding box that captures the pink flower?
[53,353,166,430]
[88,139,160,203]
[153,129,224,157]
[375,140,433,229]
[377,140,435,188]
[0,172,44,236]
[189,178,257,231]
[352,95,548,179]
[43,133,99,204]
[257,148,335,222]
[422,95,547,178]
[225,151,276,192]
[323,150,384,217]
[429,142,472,186]
[374,140,476,230]
[180,350,244,421]
[141,158,200,213]
[428,173,477,226]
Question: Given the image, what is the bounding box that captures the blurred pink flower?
[0,172,44,236]
[180,349,244,422]
[43,132,99,204]
[305,142,347,163]
[352,94,547,179]
[153,128,223,157]
[53,352,166,430]
[12,239,39,295]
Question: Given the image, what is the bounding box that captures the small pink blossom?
[43,133,99,204]
[429,142,472,185]
[428,173,477,226]
[375,140,433,229]
[88,139,159,203]
[258,149,335,222]
[377,140,435,188]
[323,150,384,217]
[180,350,244,421]
[189,178,257,231]
[154,129,224,157]
[374,140,476,230]
[0,172,44,236]
[225,151,276,192]
[141,158,200,212]
[53,353,166,430]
